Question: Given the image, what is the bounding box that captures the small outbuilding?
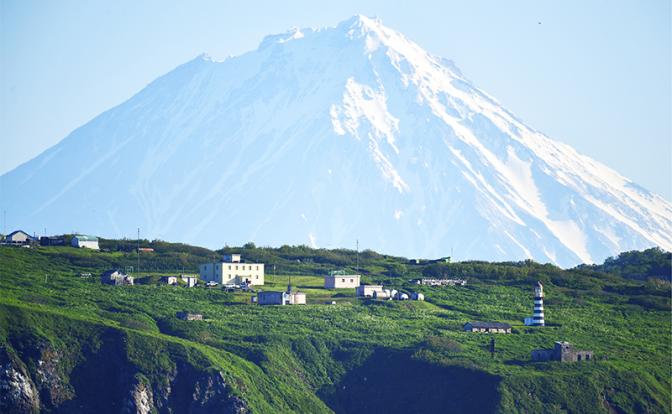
[101,270,134,286]
[532,341,594,362]
[463,322,511,334]
[356,285,384,298]
[324,271,360,289]
[181,275,198,287]
[176,311,203,321]
[40,236,65,246]
[160,276,178,285]
[72,234,99,250]
[257,280,306,305]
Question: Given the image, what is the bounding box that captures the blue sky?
[1,0,670,199]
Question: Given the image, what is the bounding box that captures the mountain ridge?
[1,15,670,267]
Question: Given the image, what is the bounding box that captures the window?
[350,279,353,283]
[228,265,231,270]
[256,275,259,279]
[577,355,582,361]
[586,354,590,361]
[342,278,345,283]
[256,266,259,270]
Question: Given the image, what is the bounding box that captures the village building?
[71,234,99,250]
[463,322,512,334]
[411,292,425,301]
[160,276,178,285]
[39,236,65,246]
[324,270,360,289]
[415,278,467,287]
[257,279,306,305]
[199,254,264,286]
[356,285,384,298]
[176,311,203,321]
[181,275,198,287]
[532,341,594,362]
[101,270,134,286]
[4,230,34,245]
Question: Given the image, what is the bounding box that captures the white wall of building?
[324,274,360,289]
[200,261,265,285]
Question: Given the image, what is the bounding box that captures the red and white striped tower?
[533,281,545,326]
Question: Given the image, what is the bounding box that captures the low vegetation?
[0,241,669,413]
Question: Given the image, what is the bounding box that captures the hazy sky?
[1,0,670,199]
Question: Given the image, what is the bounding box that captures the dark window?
[577,355,582,361]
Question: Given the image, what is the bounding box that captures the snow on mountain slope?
[1,15,670,267]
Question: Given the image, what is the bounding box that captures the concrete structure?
[416,278,467,287]
[200,254,264,286]
[373,290,390,299]
[224,253,241,262]
[4,230,34,245]
[525,281,545,326]
[258,291,285,305]
[532,341,594,362]
[291,291,307,305]
[181,275,198,287]
[160,276,178,285]
[101,270,134,286]
[463,322,512,334]
[356,285,384,297]
[324,271,360,289]
[72,234,99,250]
[39,236,65,246]
[257,279,306,305]
[176,311,203,321]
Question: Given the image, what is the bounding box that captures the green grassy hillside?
[0,243,669,413]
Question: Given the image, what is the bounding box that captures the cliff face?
[0,347,40,414]
[0,327,249,414]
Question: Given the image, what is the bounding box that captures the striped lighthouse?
[533,281,545,326]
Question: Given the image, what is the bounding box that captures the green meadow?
[0,241,669,413]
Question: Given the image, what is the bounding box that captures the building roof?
[466,321,512,329]
[74,234,98,241]
[6,230,32,239]
[326,272,360,278]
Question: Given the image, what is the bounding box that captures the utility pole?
[356,239,359,274]
[137,228,140,275]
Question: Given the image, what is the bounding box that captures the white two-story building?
[199,254,264,286]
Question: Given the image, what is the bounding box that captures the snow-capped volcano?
[2,15,671,267]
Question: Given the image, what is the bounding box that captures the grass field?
[0,243,669,413]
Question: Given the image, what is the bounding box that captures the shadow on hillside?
[318,348,501,414]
